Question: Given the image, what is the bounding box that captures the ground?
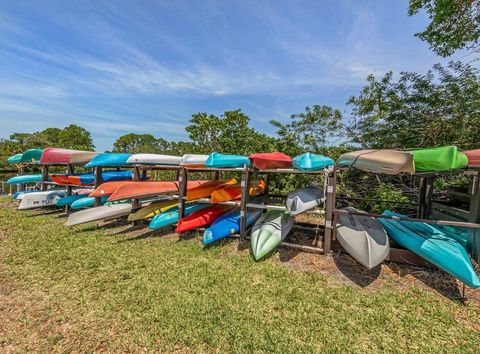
[0,197,479,352]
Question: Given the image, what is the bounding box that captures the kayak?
[464,149,480,167]
[336,207,389,269]
[18,190,66,210]
[379,211,480,288]
[210,180,265,203]
[203,208,263,245]
[40,148,98,165]
[68,170,134,185]
[338,150,415,175]
[251,210,294,260]
[7,153,23,164]
[180,154,209,167]
[71,196,108,209]
[66,203,133,227]
[205,152,250,168]
[84,153,132,168]
[175,205,234,233]
[292,152,334,171]
[50,174,72,185]
[56,194,90,207]
[126,153,182,165]
[107,180,206,202]
[12,189,41,200]
[7,174,43,184]
[20,149,43,164]
[89,181,135,198]
[285,186,325,216]
[186,179,237,200]
[128,199,179,221]
[249,152,292,169]
[409,146,468,172]
[149,204,207,230]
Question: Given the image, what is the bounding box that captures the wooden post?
[18,165,25,192]
[424,177,434,218]
[177,168,187,220]
[94,166,103,206]
[263,172,270,195]
[468,172,480,263]
[239,166,250,240]
[132,166,141,209]
[213,171,220,180]
[65,164,74,213]
[41,165,49,191]
[323,167,336,253]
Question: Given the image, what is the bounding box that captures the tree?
[408,0,480,57]
[347,61,480,149]
[112,133,170,153]
[57,125,95,150]
[271,105,344,156]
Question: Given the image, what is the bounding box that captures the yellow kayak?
[128,200,178,221]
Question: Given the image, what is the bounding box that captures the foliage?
[112,133,170,154]
[347,61,480,149]
[408,0,480,57]
[360,183,411,214]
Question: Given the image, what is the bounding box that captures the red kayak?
[107,180,207,202]
[40,148,98,165]
[89,181,135,197]
[464,149,480,167]
[249,152,292,169]
[175,204,234,233]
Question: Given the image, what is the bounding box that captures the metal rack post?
[323,167,336,253]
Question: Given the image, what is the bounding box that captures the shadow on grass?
[24,208,65,217]
[332,251,380,287]
[118,225,176,242]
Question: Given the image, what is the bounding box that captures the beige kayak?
[337,149,415,175]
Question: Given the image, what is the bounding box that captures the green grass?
[0,197,479,352]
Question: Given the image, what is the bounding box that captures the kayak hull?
[84,153,132,168]
[71,196,108,209]
[126,153,182,165]
[186,179,236,201]
[249,152,292,169]
[286,186,325,216]
[66,204,133,226]
[18,190,66,210]
[464,149,480,167]
[206,152,250,168]
[7,174,43,184]
[148,204,207,230]
[210,180,265,203]
[89,181,135,198]
[338,150,415,175]
[40,148,98,165]
[128,200,178,221]
[180,154,209,167]
[175,205,234,232]
[410,146,468,172]
[292,153,334,171]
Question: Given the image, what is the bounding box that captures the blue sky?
[0,0,461,151]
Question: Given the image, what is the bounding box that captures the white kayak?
[18,190,66,210]
[180,154,209,167]
[285,186,325,216]
[66,203,133,227]
[336,207,390,269]
[126,153,182,165]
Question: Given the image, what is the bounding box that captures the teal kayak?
[7,174,43,184]
[20,149,43,163]
[7,153,23,164]
[56,194,90,207]
[292,152,334,171]
[149,204,207,230]
[379,211,480,288]
[71,196,108,209]
[409,146,468,172]
[205,152,250,168]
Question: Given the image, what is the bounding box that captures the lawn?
[0,197,479,352]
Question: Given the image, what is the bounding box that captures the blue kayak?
[203,208,263,245]
[84,153,132,168]
[74,170,133,185]
[7,174,44,184]
[71,196,108,209]
[12,189,42,200]
[149,204,207,230]
[206,152,251,168]
[292,153,334,171]
[56,194,90,207]
[379,211,480,288]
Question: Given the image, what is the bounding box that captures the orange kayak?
[107,180,207,202]
[50,174,69,185]
[210,180,266,203]
[186,179,237,201]
[89,181,135,198]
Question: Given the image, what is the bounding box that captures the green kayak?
[20,149,43,163]
[410,146,468,172]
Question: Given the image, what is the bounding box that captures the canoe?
[251,210,294,260]
[336,207,389,269]
[71,196,108,209]
[128,200,178,221]
[285,186,325,216]
[249,152,292,170]
[40,148,98,165]
[292,153,334,171]
[175,205,234,233]
[89,181,135,197]
[66,203,133,227]
[126,153,182,165]
[67,170,134,185]
[379,211,480,288]
[203,208,263,245]
[338,149,415,175]
[107,180,206,202]
[7,174,43,184]
[180,154,209,167]
[464,149,480,167]
[20,149,43,163]
[149,204,207,230]
[12,189,41,200]
[210,180,266,203]
[205,152,250,168]
[84,153,132,168]
[7,153,23,164]
[186,179,237,200]
[56,194,90,207]
[409,146,468,172]
[18,190,66,210]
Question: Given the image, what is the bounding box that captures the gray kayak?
[66,203,132,227]
[285,186,325,216]
[18,190,66,210]
[336,207,389,269]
